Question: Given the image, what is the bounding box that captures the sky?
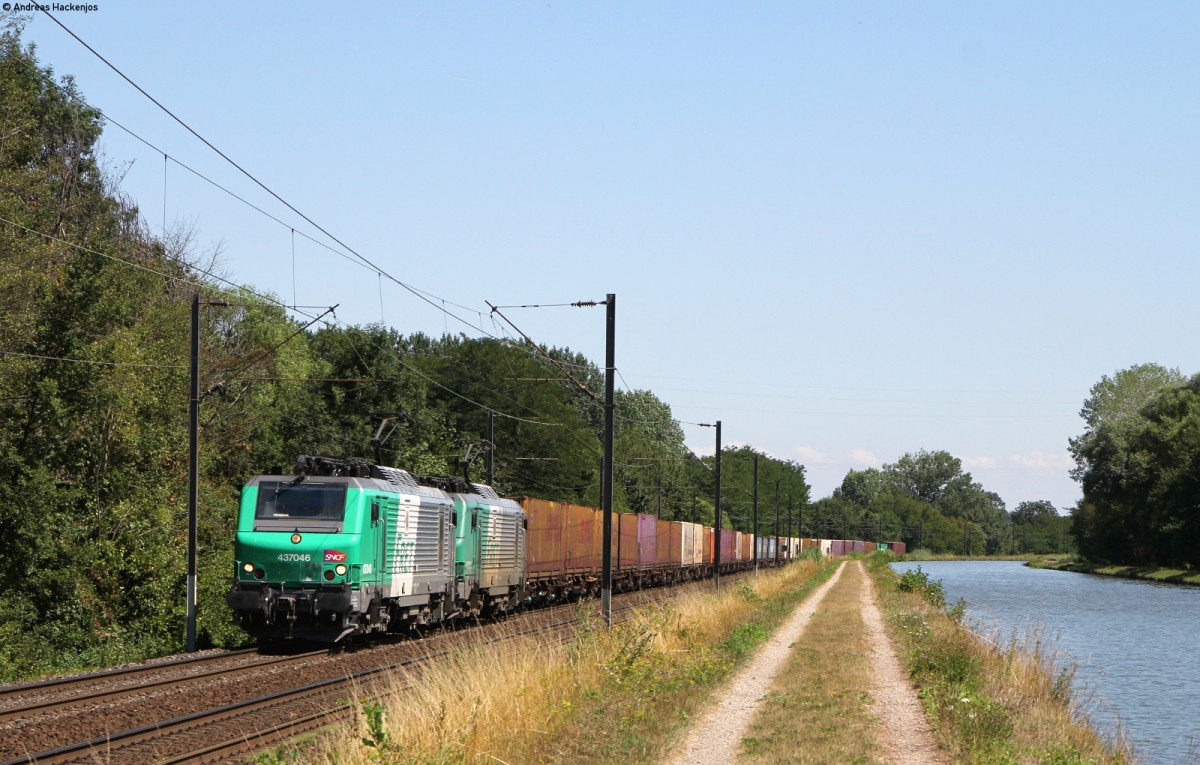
[12,2,1200,512]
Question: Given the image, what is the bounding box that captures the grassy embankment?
[902,550,1035,562]
[253,557,835,765]
[871,555,1133,765]
[1028,555,1200,586]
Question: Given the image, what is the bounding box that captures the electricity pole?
[600,294,615,627]
[752,455,759,573]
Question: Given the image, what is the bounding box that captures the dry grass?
[739,560,883,765]
[870,555,1134,765]
[253,559,834,765]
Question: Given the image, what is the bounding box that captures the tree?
[834,467,889,508]
[883,450,973,506]
[1070,367,1200,567]
[1069,363,1183,481]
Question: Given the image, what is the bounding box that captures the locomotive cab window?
[255,481,347,530]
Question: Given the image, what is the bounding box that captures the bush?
[897,566,946,609]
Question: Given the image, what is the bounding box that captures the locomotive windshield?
[255,481,347,522]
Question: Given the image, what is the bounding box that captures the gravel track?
[664,561,950,765]
[666,563,846,765]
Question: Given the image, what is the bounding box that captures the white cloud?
[960,455,1000,470]
[1010,450,1074,471]
[849,448,882,467]
[792,445,831,463]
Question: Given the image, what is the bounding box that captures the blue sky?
[16,3,1200,511]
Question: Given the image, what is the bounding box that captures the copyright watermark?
[3,3,100,11]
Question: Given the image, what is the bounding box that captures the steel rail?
[0,649,327,723]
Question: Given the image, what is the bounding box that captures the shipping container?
[520,497,565,580]
[719,528,737,564]
[688,523,705,566]
[564,503,601,573]
[885,541,907,556]
[658,519,677,569]
[831,539,846,556]
[637,514,658,570]
[704,526,714,564]
[612,512,639,571]
[759,535,776,562]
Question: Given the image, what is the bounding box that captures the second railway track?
[1,577,737,765]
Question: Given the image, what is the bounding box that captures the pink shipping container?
[831,540,847,556]
[719,529,737,564]
[885,541,907,556]
[637,514,658,569]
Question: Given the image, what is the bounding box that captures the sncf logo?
[324,550,347,563]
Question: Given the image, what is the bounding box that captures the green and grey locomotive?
[226,456,525,642]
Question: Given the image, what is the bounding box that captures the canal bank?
[894,560,1200,765]
[1028,556,1200,586]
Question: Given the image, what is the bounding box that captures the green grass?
[1028,557,1200,586]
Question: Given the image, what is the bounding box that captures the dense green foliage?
[0,26,809,680]
[817,450,1068,555]
[1071,364,1200,567]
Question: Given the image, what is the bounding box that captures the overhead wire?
[17,21,694,469]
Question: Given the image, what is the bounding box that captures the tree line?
[811,450,1071,557]
[1070,363,1200,568]
[0,24,805,680]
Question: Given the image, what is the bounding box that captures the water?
[891,561,1200,765]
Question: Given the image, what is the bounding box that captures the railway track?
[1,578,734,765]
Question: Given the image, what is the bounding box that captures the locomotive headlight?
[242,562,255,574]
[335,564,348,576]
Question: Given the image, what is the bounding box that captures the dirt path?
[663,560,948,765]
[860,562,950,765]
[664,562,846,765]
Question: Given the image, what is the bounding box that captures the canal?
[891,561,1199,765]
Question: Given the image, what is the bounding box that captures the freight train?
[226,456,903,641]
